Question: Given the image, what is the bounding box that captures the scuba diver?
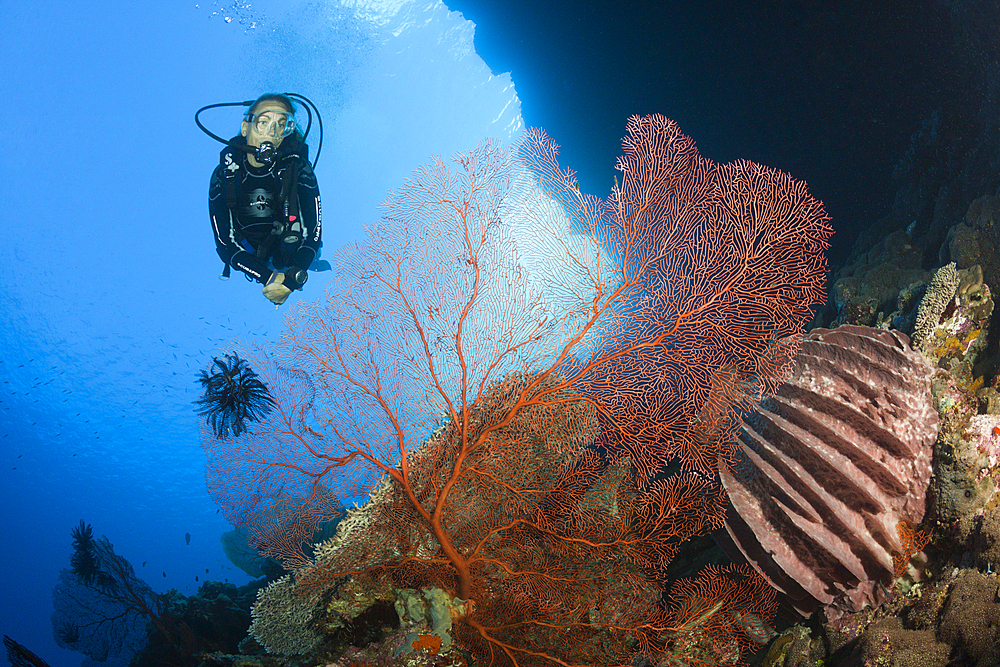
[198,93,327,307]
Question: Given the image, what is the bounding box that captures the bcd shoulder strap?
[218,141,307,279]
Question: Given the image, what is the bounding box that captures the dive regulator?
[194,93,323,170]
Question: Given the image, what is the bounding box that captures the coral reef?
[52,524,172,667]
[825,228,929,330]
[246,373,778,666]
[753,19,1000,650]
[201,116,831,666]
[770,566,1000,667]
[913,262,961,348]
[838,616,951,667]
[175,3,1000,664]
[945,195,1000,293]
[934,569,1000,666]
[52,526,264,667]
[132,581,261,667]
[756,259,1000,665]
[912,263,993,366]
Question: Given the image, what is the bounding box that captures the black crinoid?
[196,353,277,439]
[69,520,114,589]
[70,520,99,584]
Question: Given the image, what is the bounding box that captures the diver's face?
[241,104,292,149]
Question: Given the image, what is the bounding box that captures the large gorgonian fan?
[196,353,276,439]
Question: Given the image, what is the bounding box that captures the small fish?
[142,562,146,567]
[205,569,209,573]
[195,576,199,582]
[162,572,166,577]
[185,533,191,545]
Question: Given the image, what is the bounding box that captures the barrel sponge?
[716,325,938,618]
[249,574,326,654]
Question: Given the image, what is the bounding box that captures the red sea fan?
[526,115,834,480]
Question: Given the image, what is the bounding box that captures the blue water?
[1,2,519,665]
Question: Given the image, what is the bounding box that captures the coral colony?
[200,115,832,666]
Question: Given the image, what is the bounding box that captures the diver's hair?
[246,93,295,117]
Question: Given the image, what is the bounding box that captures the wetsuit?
[208,136,321,288]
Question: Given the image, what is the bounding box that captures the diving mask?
[247,109,297,138]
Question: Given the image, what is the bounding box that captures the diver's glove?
[263,272,292,306]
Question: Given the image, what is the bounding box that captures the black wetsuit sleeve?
[286,158,322,288]
[208,165,272,284]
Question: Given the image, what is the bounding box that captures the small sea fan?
[196,353,277,439]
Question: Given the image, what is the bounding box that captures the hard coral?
[248,575,325,655]
[914,264,993,366]
[936,570,1000,667]
[913,262,960,349]
[841,616,951,667]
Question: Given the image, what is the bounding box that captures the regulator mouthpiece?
[256,141,277,166]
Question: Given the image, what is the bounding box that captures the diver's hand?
[263,272,292,306]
